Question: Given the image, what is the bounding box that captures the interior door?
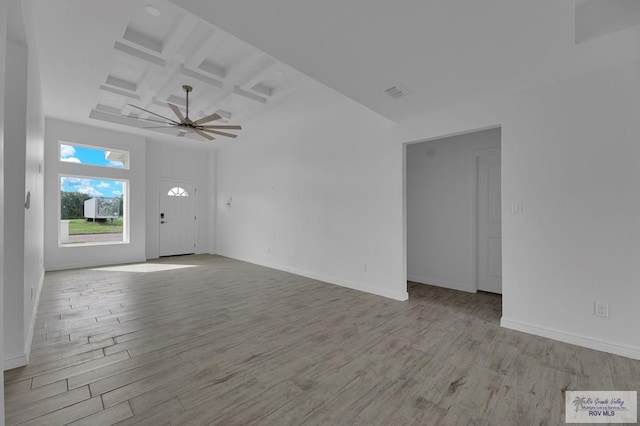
[477,149,502,293]
[159,181,197,257]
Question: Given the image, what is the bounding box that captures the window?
[59,142,129,169]
[59,176,128,246]
[167,186,189,197]
[58,141,131,246]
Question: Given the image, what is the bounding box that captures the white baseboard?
[501,318,640,360]
[4,269,44,371]
[407,275,475,293]
[24,270,45,364]
[221,253,408,301]
[4,353,28,371]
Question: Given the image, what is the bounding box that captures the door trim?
[157,178,198,257]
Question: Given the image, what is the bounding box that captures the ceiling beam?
[113,41,166,67]
[99,85,140,100]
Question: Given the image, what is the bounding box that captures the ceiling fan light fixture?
[144,5,163,17]
[126,85,242,141]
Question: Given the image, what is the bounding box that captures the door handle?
[161,221,167,224]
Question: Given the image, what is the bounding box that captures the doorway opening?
[404,127,502,318]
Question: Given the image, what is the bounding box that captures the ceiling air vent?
[384,84,409,99]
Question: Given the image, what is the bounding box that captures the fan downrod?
[182,85,193,120]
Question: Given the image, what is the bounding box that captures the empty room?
[1,0,639,425]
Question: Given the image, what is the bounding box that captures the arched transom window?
[167,186,189,197]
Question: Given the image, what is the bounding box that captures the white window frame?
[58,173,130,248]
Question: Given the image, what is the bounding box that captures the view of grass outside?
[68,218,123,235]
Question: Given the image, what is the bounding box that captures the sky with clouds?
[60,177,124,198]
[60,144,125,168]
[59,144,125,198]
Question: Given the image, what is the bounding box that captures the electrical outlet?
[511,202,523,214]
[594,302,609,318]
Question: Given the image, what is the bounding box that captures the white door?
[159,181,197,256]
[477,149,502,293]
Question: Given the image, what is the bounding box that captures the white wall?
[0,0,8,418]
[407,128,500,292]
[145,140,211,259]
[21,0,45,369]
[215,82,406,301]
[44,119,146,270]
[3,0,45,370]
[3,39,28,367]
[396,59,640,359]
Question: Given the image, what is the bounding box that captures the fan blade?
[177,131,186,137]
[195,129,215,140]
[193,113,222,125]
[168,103,185,123]
[200,129,238,138]
[124,115,171,124]
[127,104,179,124]
[200,125,242,130]
[143,126,178,129]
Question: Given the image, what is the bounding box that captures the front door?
[159,181,197,256]
[477,149,502,293]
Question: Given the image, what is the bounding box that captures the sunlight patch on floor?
[91,263,197,273]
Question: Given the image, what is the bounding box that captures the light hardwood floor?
[4,255,639,425]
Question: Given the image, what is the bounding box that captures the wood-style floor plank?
[4,254,640,425]
[6,386,91,425]
[18,397,103,426]
[66,402,133,426]
[113,398,184,426]
[5,380,68,413]
[31,351,130,389]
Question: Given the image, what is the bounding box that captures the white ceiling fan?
[126,85,241,140]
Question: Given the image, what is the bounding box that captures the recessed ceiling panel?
[258,70,288,90]
[105,75,137,92]
[250,83,273,98]
[123,26,163,53]
[197,60,227,79]
[126,1,184,52]
[200,31,257,72]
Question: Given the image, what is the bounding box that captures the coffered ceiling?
[27,0,305,144]
[26,0,640,140]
